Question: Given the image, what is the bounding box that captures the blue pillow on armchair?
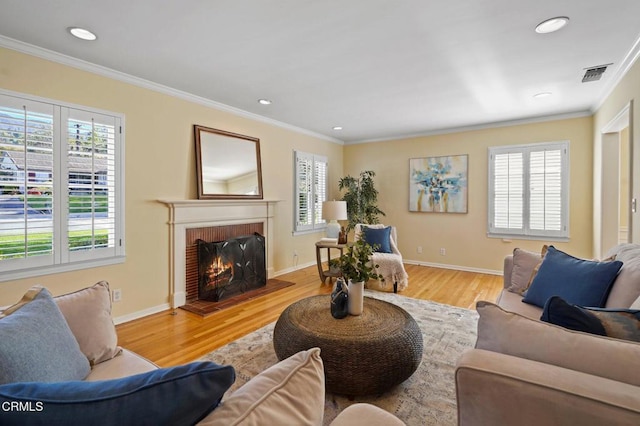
[362,226,392,253]
[522,246,623,308]
[0,361,235,426]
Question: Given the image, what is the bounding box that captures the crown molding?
[592,33,640,113]
[3,30,638,147]
[347,110,593,145]
[0,35,344,145]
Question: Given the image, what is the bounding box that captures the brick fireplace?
[186,223,264,303]
[159,199,279,308]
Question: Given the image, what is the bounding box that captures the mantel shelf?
[158,199,281,207]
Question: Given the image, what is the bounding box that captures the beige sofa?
[455,244,640,425]
[0,282,402,426]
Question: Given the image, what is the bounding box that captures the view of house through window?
[488,141,569,240]
[294,151,327,233]
[0,92,124,279]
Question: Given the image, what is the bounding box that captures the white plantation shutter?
[314,157,327,226]
[493,152,523,230]
[529,149,562,233]
[295,151,313,230]
[65,109,119,262]
[0,91,124,280]
[0,96,55,270]
[294,151,327,233]
[488,141,568,239]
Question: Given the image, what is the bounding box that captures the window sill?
[292,227,326,237]
[487,233,569,243]
[0,256,126,283]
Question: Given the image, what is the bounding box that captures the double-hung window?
[294,151,327,234]
[488,141,569,240]
[0,91,125,280]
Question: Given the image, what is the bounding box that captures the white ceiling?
[1,1,639,143]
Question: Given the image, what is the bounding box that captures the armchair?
[354,224,408,292]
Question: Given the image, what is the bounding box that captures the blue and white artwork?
[409,155,468,213]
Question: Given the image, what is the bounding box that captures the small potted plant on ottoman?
[332,239,383,315]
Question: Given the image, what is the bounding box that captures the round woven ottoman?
[273,295,423,397]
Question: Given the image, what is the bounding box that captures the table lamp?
[322,200,347,239]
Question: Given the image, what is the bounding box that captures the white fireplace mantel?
[159,199,280,308]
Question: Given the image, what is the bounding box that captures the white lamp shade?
[322,201,348,221]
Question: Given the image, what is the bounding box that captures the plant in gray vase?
[331,239,383,315]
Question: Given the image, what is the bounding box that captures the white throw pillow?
[198,348,325,426]
[55,281,122,365]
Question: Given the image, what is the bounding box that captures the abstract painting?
[409,155,468,213]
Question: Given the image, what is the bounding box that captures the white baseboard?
[403,259,503,276]
[113,303,171,325]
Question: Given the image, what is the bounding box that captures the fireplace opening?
[197,233,266,302]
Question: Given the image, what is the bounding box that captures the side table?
[315,241,347,284]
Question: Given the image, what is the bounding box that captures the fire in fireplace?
[197,233,266,302]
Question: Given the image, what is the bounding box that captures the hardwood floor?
[116,263,503,367]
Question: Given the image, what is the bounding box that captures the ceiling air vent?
[582,64,611,83]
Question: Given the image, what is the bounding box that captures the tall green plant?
[338,170,385,233]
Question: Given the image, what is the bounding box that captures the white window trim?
[0,89,125,282]
[487,140,569,241]
[293,150,328,235]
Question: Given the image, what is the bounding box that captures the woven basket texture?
[273,295,423,396]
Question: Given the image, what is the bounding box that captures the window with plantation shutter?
[294,151,327,233]
[0,90,125,280]
[65,109,119,262]
[488,141,569,240]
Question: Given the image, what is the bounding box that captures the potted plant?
[338,170,385,234]
[331,239,383,315]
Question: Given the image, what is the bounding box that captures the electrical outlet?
[112,289,122,303]
[417,246,423,254]
[439,248,446,256]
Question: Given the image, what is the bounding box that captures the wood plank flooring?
[116,263,503,367]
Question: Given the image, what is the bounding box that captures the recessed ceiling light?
[258,99,272,105]
[68,27,97,41]
[535,17,569,34]
[533,92,553,99]
[332,126,343,131]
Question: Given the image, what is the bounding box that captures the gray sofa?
[455,243,640,425]
[0,281,402,425]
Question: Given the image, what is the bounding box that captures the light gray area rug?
[198,290,479,425]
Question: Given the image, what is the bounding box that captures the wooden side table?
[315,241,347,284]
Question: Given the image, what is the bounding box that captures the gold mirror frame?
[194,125,263,199]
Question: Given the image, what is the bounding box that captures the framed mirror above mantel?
[194,125,263,199]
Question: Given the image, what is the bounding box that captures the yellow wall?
[1,43,638,319]
[0,47,343,317]
[343,116,594,272]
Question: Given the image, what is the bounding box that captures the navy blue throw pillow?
[522,246,622,308]
[0,361,235,426]
[362,226,392,253]
[542,296,640,342]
